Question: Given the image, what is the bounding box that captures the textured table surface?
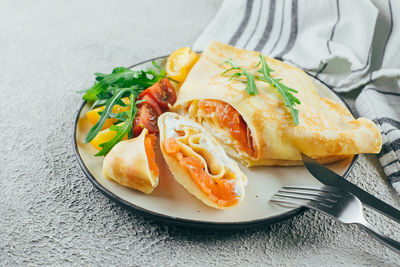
[1,0,400,266]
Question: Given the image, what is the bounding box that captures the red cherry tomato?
[132,104,159,137]
[140,94,162,116]
[139,78,177,111]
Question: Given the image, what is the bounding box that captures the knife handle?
[366,199,400,224]
[358,221,400,254]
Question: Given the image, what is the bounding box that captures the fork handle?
[358,221,400,254]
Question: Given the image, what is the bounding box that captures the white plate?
[74,56,356,229]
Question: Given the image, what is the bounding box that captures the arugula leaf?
[221,60,259,95]
[95,93,138,156]
[79,61,167,156]
[84,87,138,144]
[149,61,166,77]
[257,55,300,125]
[221,56,301,125]
[243,72,258,95]
[82,62,165,102]
[83,68,133,102]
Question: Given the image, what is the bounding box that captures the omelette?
[173,41,382,167]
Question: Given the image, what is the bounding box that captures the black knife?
[301,153,400,223]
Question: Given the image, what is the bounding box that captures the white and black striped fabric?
[193,0,400,193]
[356,80,400,193]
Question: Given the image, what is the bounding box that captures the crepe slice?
[103,128,159,194]
[158,112,247,209]
[173,41,382,166]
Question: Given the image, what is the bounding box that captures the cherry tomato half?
[132,104,159,137]
[139,78,177,111]
[140,94,162,116]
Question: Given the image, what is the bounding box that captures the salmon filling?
[144,134,159,178]
[164,137,239,207]
[198,100,256,157]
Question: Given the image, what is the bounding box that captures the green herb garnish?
[81,62,165,156]
[82,62,165,103]
[221,60,258,95]
[95,91,139,156]
[221,55,300,125]
[84,86,137,144]
[257,55,300,125]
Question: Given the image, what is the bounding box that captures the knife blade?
[301,153,400,223]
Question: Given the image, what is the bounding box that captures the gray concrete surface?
[1,0,400,265]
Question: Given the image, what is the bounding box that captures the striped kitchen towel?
[193,0,400,193]
[356,80,400,193]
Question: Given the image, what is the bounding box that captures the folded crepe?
[103,129,159,194]
[173,41,382,166]
[158,112,247,209]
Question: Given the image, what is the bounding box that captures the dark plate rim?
[73,55,358,230]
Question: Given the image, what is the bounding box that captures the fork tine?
[271,195,331,213]
[277,189,338,203]
[271,195,330,211]
[275,192,334,208]
[271,196,309,207]
[282,185,343,197]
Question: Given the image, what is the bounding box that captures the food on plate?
[133,78,177,136]
[78,41,383,211]
[103,129,159,194]
[139,78,177,111]
[158,112,247,209]
[80,62,176,156]
[86,97,130,130]
[89,122,128,150]
[166,47,199,83]
[173,41,382,166]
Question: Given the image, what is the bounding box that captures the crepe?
[158,112,247,209]
[103,129,159,194]
[173,41,382,166]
